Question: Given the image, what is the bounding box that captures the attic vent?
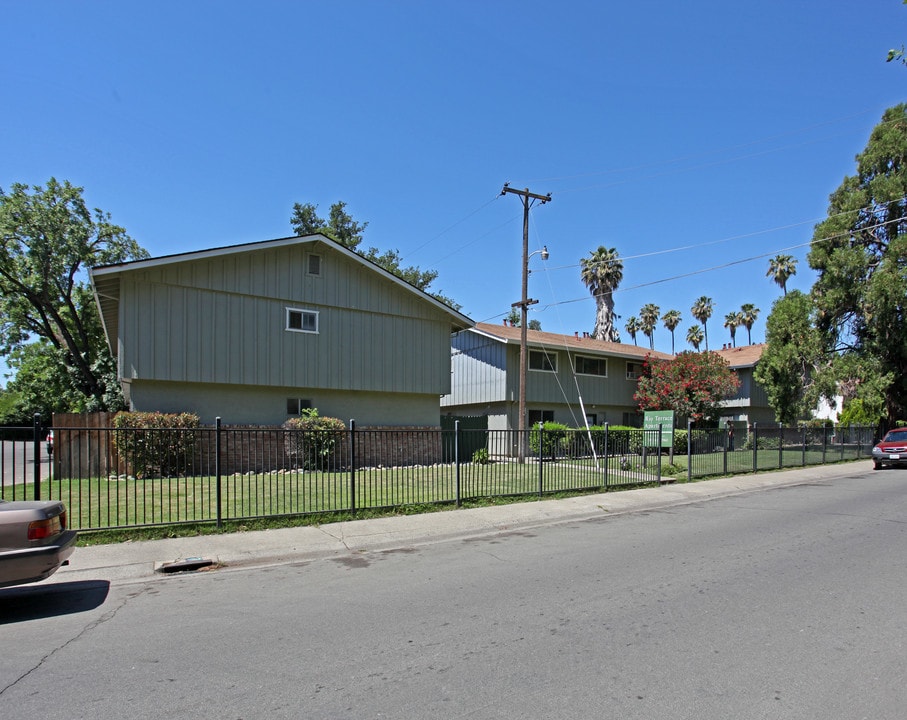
[307,253,322,276]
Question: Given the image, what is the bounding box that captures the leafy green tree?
[1,341,92,424]
[661,309,682,354]
[838,398,884,427]
[686,325,704,351]
[291,200,368,249]
[833,355,892,428]
[690,296,714,350]
[739,303,760,345]
[290,200,460,310]
[767,254,797,295]
[580,246,623,342]
[506,307,541,330]
[625,316,640,346]
[638,303,660,350]
[634,351,740,424]
[752,291,829,424]
[0,179,147,413]
[808,103,907,426]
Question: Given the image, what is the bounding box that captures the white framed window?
[575,355,608,377]
[529,409,555,425]
[626,361,644,380]
[286,398,313,415]
[286,307,319,334]
[529,350,557,372]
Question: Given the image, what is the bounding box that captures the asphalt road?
[2,463,906,719]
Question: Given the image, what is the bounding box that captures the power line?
[543,197,907,274]
[539,214,904,312]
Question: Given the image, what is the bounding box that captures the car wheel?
[873,461,881,470]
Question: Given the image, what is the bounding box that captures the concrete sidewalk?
[52,462,865,586]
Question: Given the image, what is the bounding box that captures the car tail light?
[28,515,63,540]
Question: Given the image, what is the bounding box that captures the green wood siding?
[118,242,454,395]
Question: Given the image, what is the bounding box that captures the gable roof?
[714,343,765,369]
[91,234,473,352]
[471,322,674,361]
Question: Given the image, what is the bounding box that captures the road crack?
[0,586,151,697]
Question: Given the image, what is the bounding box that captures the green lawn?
[3,447,867,532]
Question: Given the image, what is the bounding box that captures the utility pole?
[501,183,551,462]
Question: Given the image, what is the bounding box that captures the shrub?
[529,422,570,458]
[112,411,200,478]
[471,447,490,464]
[283,409,347,470]
[675,428,714,454]
[742,433,781,451]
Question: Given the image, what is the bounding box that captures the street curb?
[50,461,866,586]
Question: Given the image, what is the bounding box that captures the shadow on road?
[0,580,110,624]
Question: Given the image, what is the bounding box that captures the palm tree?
[580,246,623,342]
[723,311,743,347]
[638,303,660,350]
[624,316,640,345]
[739,303,759,345]
[767,254,797,295]
[661,309,682,354]
[686,325,704,351]
[690,296,714,351]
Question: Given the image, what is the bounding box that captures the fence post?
[752,423,758,473]
[657,423,663,482]
[822,424,828,463]
[801,424,807,466]
[778,423,784,469]
[686,419,692,483]
[538,422,544,498]
[215,417,222,528]
[604,422,609,487]
[454,420,461,508]
[349,419,357,512]
[723,423,728,476]
[33,413,41,501]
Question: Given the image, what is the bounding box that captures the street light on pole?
[501,183,551,462]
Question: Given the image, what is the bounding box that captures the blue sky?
[1,1,905,381]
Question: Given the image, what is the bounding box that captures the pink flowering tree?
[634,351,740,425]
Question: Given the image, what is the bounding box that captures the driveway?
[0,439,53,491]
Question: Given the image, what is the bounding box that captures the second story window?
[575,355,607,377]
[529,350,557,372]
[286,307,319,334]
[626,361,644,380]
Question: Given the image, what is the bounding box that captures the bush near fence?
[112,412,200,478]
[282,410,346,470]
[1,418,877,532]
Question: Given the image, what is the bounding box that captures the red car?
[872,429,907,470]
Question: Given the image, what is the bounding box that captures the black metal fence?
[0,419,877,532]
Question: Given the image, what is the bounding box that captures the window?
[575,355,607,377]
[286,308,318,334]
[307,253,322,276]
[528,410,554,425]
[585,413,597,426]
[626,361,644,380]
[286,398,313,415]
[622,411,642,427]
[529,350,557,372]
